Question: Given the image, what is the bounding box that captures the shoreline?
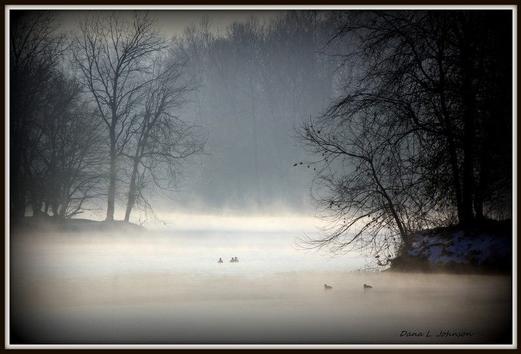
[11,216,146,234]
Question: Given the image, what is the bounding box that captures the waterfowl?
[324,284,333,290]
[218,258,223,263]
[363,283,373,289]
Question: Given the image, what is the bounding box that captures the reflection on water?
[10,229,512,344]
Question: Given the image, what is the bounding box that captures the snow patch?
[406,228,510,267]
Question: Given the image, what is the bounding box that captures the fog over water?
[11,224,512,344]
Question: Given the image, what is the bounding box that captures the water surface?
[10,228,512,344]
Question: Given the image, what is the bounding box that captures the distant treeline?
[173,12,342,210]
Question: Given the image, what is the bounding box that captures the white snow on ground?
[408,230,510,266]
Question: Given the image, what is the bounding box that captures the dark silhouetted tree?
[300,10,512,257]
[10,11,64,221]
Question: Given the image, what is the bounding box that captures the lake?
[10,224,513,345]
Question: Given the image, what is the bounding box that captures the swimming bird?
[234,257,239,263]
[324,284,333,290]
[363,283,373,289]
[230,257,235,263]
[218,258,223,263]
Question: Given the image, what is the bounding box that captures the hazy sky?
[55,10,282,39]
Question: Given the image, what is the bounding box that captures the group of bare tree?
[300,11,512,259]
[10,11,204,223]
[11,12,104,220]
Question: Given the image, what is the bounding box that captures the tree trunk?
[369,160,408,242]
[106,75,120,222]
[105,139,117,222]
[11,157,26,221]
[124,116,152,222]
[473,124,487,221]
[124,157,140,222]
[436,46,465,224]
[461,96,475,226]
[474,173,484,221]
[444,119,465,224]
[31,197,44,218]
[460,19,476,226]
[11,123,27,222]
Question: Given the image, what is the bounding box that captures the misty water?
[11,220,512,345]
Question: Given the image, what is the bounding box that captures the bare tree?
[299,10,512,258]
[123,51,205,222]
[10,11,105,221]
[72,12,166,221]
[328,11,511,226]
[10,11,65,221]
[298,105,446,259]
[40,74,105,218]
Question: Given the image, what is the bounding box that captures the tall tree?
[38,74,105,219]
[10,11,64,221]
[123,52,204,222]
[72,12,166,221]
[300,10,512,256]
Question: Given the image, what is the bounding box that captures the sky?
[54,10,283,39]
